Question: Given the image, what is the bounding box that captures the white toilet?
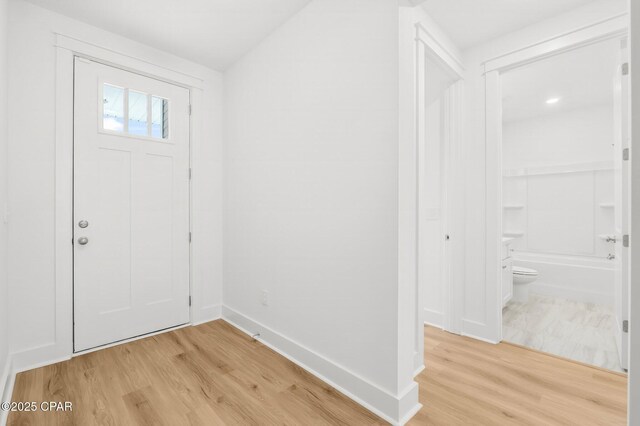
[512,266,538,302]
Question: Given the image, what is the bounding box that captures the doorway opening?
[414,24,464,372]
[419,58,456,329]
[496,38,629,372]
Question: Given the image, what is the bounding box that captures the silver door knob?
[78,237,89,245]
[78,220,89,229]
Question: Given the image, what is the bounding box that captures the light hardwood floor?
[408,327,627,425]
[8,322,627,425]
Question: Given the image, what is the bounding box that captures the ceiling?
[24,0,313,70]
[501,38,620,123]
[421,0,604,51]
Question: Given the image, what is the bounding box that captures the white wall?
[0,0,9,406]
[462,0,627,341]
[503,106,616,304]
[503,105,615,258]
[224,0,419,422]
[7,0,223,367]
[503,106,614,170]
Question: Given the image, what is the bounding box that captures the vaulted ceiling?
[24,0,313,70]
[24,0,622,71]
[421,0,611,51]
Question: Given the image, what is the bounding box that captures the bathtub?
[512,251,614,307]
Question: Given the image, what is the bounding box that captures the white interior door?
[422,96,447,327]
[420,53,457,331]
[73,58,191,352]
[613,40,630,370]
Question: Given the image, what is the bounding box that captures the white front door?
[73,58,191,352]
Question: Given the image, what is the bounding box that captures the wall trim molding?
[423,308,443,328]
[415,22,465,77]
[221,306,421,425]
[192,304,222,326]
[462,319,500,344]
[10,344,70,375]
[483,13,627,73]
[55,34,204,89]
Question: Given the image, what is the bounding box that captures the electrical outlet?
[261,290,269,306]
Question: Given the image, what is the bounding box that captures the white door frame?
[629,3,640,424]
[51,34,204,363]
[414,22,464,371]
[483,14,628,342]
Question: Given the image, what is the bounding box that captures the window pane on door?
[103,84,124,132]
[151,96,169,139]
[128,90,149,136]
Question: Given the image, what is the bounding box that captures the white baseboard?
[11,343,70,375]
[222,305,421,425]
[10,308,223,375]
[462,319,500,344]
[423,308,443,328]
[1,354,15,426]
[192,304,222,325]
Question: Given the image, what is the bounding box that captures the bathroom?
[500,38,627,373]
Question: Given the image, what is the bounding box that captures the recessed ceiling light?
[546,97,560,105]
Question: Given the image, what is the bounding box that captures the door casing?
[49,34,206,366]
[483,15,629,344]
[414,22,465,374]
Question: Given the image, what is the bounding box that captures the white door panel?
[74,58,190,352]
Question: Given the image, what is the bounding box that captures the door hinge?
[623,148,630,161]
[188,104,192,116]
[189,168,192,180]
[623,320,629,333]
[189,296,192,307]
[622,62,629,76]
[189,232,192,243]
[623,234,630,248]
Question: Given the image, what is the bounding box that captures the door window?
[101,83,170,140]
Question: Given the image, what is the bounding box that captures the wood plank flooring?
[7,322,627,425]
[8,320,384,425]
[408,327,627,425]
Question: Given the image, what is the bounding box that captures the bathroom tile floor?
[502,294,625,373]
